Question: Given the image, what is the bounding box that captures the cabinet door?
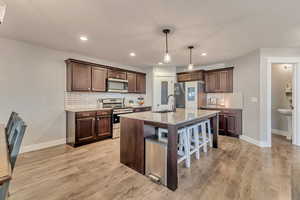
[127,72,137,93]
[72,63,92,91]
[92,67,107,92]
[95,116,112,137]
[205,72,218,92]
[218,70,233,92]
[76,117,95,143]
[219,114,226,134]
[136,74,146,93]
[108,70,127,80]
[226,114,237,136]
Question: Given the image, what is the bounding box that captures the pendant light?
[188,46,194,70]
[163,29,171,63]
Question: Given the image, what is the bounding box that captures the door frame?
[266,57,300,146]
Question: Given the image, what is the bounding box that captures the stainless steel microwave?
[107,78,128,93]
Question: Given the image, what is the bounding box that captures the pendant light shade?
[163,29,171,63]
[0,1,7,24]
[188,46,194,70]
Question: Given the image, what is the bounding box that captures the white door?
[185,81,198,109]
[153,76,175,111]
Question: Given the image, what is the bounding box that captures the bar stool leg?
[201,123,208,153]
[183,129,190,168]
[206,121,213,147]
[193,126,200,160]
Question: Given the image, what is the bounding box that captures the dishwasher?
[145,137,167,186]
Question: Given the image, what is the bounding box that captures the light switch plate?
[250,97,258,103]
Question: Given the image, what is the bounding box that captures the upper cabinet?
[92,67,107,92]
[67,61,92,91]
[108,69,127,80]
[205,67,233,93]
[177,70,204,82]
[66,59,146,94]
[136,73,146,94]
[127,72,137,93]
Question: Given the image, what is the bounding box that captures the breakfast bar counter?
[120,109,220,191]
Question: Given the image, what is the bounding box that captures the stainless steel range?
[102,98,133,139]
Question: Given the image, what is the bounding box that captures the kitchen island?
[120,109,220,191]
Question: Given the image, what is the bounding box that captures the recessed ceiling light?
[80,36,88,41]
[130,52,136,57]
[158,62,163,65]
[201,53,207,56]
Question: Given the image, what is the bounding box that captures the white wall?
[0,37,151,152]
[271,64,293,132]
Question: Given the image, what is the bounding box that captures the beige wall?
[225,50,261,141]
[0,37,151,152]
[271,64,293,132]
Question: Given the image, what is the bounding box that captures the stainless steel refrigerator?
[175,81,206,108]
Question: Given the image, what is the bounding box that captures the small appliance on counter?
[137,96,144,106]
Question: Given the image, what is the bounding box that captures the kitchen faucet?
[167,94,176,112]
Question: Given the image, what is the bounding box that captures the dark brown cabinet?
[136,74,146,94]
[92,67,107,92]
[108,69,127,80]
[205,67,233,93]
[133,106,151,112]
[66,59,146,94]
[177,70,204,82]
[127,72,137,93]
[76,117,95,143]
[67,62,92,91]
[201,107,242,137]
[66,109,113,147]
[95,115,112,138]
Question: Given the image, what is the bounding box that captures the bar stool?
[158,128,190,168]
[203,120,213,148]
[187,124,200,160]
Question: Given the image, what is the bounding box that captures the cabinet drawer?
[96,110,112,116]
[76,111,96,118]
[134,107,151,112]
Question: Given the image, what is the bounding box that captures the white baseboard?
[240,135,270,147]
[272,129,288,136]
[21,138,66,153]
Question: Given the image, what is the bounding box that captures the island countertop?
[120,108,220,126]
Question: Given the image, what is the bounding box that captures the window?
[161,81,168,105]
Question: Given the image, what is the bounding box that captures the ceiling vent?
[0,1,7,24]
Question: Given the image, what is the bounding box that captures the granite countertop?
[200,105,243,110]
[65,105,151,112]
[120,108,219,125]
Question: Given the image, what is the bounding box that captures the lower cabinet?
[95,115,112,138]
[67,110,113,146]
[201,108,242,137]
[76,117,95,143]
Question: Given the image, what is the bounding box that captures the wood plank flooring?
[8,135,300,200]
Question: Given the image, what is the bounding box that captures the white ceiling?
[1,0,300,67]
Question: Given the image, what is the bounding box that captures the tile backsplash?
[65,92,147,108]
[207,93,244,108]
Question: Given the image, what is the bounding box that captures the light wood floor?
[8,135,300,200]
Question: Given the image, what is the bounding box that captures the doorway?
[266,57,300,147]
[271,63,294,144]
[152,76,176,111]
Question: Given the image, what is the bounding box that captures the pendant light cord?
[165,32,169,54]
[189,47,192,64]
